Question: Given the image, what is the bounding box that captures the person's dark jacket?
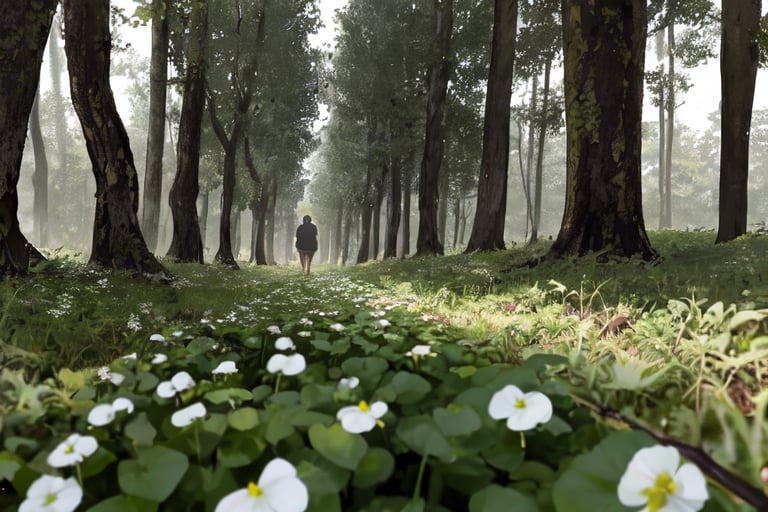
[296,222,318,252]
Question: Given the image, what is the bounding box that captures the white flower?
[171,402,207,427]
[300,317,313,326]
[618,445,709,512]
[212,361,238,375]
[109,372,126,386]
[122,352,137,361]
[338,377,360,390]
[214,458,308,512]
[151,353,168,364]
[19,475,82,512]
[47,434,98,468]
[87,397,135,426]
[266,353,306,376]
[373,319,391,328]
[97,366,111,381]
[157,371,196,398]
[406,344,436,358]
[172,330,184,338]
[488,385,552,431]
[337,400,388,433]
[275,337,296,351]
[150,333,169,345]
[329,323,345,332]
[297,331,311,338]
[267,325,281,334]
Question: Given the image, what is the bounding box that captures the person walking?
[295,215,318,276]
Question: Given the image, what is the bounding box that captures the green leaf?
[79,446,118,479]
[85,494,159,512]
[216,432,266,468]
[204,387,253,405]
[297,455,351,495]
[135,372,160,393]
[118,446,189,501]
[125,412,157,446]
[402,498,425,512]
[251,384,272,402]
[352,447,395,488]
[481,430,524,472]
[228,407,260,431]
[186,337,217,355]
[433,403,482,436]
[311,339,334,352]
[552,430,655,512]
[308,423,368,470]
[395,415,456,463]
[0,452,22,481]
[307,491,342,512]
[470,484,538,512]
[450,365,478,378]
[341,356,388,386]
[391,371,432,404]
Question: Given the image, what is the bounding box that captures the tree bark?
[167,0,207,263]
[31,89,49,248]
[401,163,412,257]
[716,0,760,243]
[663,23,675,229]
[64,0,162,272]
[0,1,55,274]
[141,0,169,253]
[531,57,552,243]
[385,157,402,259]
[416,0,452,256]
[465,0,516,252]
[548,0,655,260]
[333,206,343,264]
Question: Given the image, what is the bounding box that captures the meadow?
[1,231,766,511]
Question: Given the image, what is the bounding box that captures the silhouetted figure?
[295,215,318,276]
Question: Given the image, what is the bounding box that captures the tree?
[167,0,208,263]
[141,0,170,252]
[63,0,163,272]
[716,0,761,243]
[548,0,655,260]
[416,0,453,256]
[465,0,517,252]
[0,0,56,274]
[30,89,49,248]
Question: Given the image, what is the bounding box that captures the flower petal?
[172,402,207,427]
[280,354,306,376]
[88,404,116,426]
[487,385,524,420]
[267,354,288,374]
[171,371,195,391]
[263,476,308,512]
[275,337,295,351]
[675,463,709,502]
[214,488,252,512]
[151,353,168,364]
[340,412,377,433]
[258,458,298,488]
[157,380,176,398]
[212,361,238,374]
[369,401,388,419]
[112,397,134,413]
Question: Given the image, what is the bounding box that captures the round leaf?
[352,447,395,488]
[309,423,368,470]
[118,446,189,501]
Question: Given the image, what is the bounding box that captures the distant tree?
[465,0,517,252]
[0,0,55,274]
[716,0,761,243]
[141,0,170,252]
[167,0,208,263]
[548,0,656,260]
[63,0,163,272]
[416,0,453,256]
[30,90,49,248]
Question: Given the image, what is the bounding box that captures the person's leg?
[306,252,314,275]
[299,252,308,274]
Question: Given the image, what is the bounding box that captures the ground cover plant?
[0,232,767,511]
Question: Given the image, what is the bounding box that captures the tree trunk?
[333,206,343,264]
[416,0,452,256]
[141,0,169,253]
[64,0,163,272]
[200,191,209,254]
[0,1,55,274]
[438,172,448,245]
[341,207,352,265]
[657,82,666,229]
[167,0,207,263]
[401,164,412,258]
[548,0,655,260]
[356,201,373,263]
[531,58,551,243]
[372,167,386,260]
[31,89,49,248]
[662,22,675,230]
[465,0,516,252]
[49,16,68,180]
[266,176,277,264]
[385,157,402,259]
[716,0,759,243]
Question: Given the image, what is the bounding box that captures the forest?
[2,0,768,511]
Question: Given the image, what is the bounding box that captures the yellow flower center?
[64,444,75,454]
[247,482,263,497]
[358,400,370,412]
[514,399,527,409]
[44,493,57,505]
[642,472,676,512]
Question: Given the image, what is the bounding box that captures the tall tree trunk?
[525,74,538,237]
[167,0,207,263]
[31,89,49,248]
[662,22,675,229]
[199,191,209,254]
[49,16,68,180]
[372,167,386,260]
[333,206,343,264]
[141,0,169,253]
[438,173,449,245]
[465,0,516,252]
[452,195,461,249]
[0,1,55,274]
[64,0,163,272]
[716,0,759,243]
[401,160,413,258]
[341,206,352,265]
[356,201,373,263]
[657,82,666,229]
[416,0,452,256]
[385,157,402,259]
[244,137,268,265]
[548,0,655,260]
[531,58,552,243]
[266,175,277,264]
